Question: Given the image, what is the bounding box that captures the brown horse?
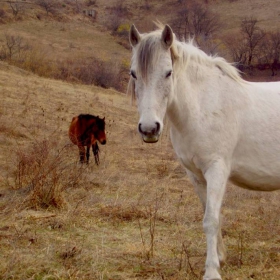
[69,114,106,165]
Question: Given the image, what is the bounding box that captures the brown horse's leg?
[92,142,99,165]
[86,146,90,164]
[78,145,85,163]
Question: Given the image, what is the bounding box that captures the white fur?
[129,24,280,280]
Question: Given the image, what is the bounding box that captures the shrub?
[116,23,130,38]
[2,33,128,92]
[57,57,127,92]
[0,8,6,19]
[86,0,97,6]
[16,48,58,78]
[14,138,85,209]
[36,0,57,16]
[104,1,129,33]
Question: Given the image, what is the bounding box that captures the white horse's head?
[128,24,176,143]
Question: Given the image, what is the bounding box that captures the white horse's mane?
[128,25,245,101]
[134,26,244,84]
[174,39,243,83]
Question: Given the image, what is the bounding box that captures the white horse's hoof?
[204,270,222,280]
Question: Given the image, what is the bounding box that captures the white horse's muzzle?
[138,122,161,143]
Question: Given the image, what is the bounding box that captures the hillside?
[0,1,280,279]
[1,0,280,85]
[1,58,280,279]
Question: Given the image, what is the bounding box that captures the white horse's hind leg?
[187,170,226,266]
[202,160,229,280]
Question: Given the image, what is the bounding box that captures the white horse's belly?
[230,158,280,191]
[171,132,280,192]
[230,173,280,191]
[230,95,280,191]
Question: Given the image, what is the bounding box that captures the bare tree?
[73,0,82,13]
[226,17,266,71]
[85,0,96,6]
[270,31,280,61]
[190,4,220,38]
[225,33,248,70]
[3,34,25,60]
[240,17,265,67]
[171,3,220,44]
[8,0,25,18]
[171,8,190,40]
[257,31,280,75]
[104,0,129,33]
[36,0,57,16]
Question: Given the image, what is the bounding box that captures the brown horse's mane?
[78,114,105,131]
[78,114,98,120]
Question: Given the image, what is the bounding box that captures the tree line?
[171,3,280,76]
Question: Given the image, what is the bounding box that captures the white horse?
[128,24,280,280]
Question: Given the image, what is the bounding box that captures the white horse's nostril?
[138,122,160,136]
[154,122,160,134]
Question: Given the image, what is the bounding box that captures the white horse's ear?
[129,24,141,47]
[161,25,173,49]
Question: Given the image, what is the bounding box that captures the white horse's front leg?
[187,170,226,267]
[203,160,229,280]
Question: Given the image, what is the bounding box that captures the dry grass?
[209,0,280,34]
[0,1,280,279]
[1,59,280,279]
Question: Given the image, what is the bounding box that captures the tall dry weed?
[13,137,85,209]
[17,48,58,78]
[56,57,126,91]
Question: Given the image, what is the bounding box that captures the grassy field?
[1,57,280,280]
[0,1,280,279]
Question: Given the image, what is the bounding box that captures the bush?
[16,48,58,78]
[103,1,129,33]
[57,57,127,91]
[116,23,130,38]
[0,8,6,19]
[14,138,85,209]
[1,33,128,92]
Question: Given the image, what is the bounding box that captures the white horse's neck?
[166,44,212,130]
[167,41,244,132]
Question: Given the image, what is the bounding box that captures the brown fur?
[69,114,106,165]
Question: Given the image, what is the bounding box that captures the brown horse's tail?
[68,116,79,145]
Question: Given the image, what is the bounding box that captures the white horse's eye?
[130,70,137,79]
[166,70,172,78]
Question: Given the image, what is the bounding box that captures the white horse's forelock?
[134,30,164,81]
[127,76,135,104]
[128,29,177,101]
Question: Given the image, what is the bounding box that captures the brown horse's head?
[94,116,106,145]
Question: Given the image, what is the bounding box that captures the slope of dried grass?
[0,59,280,280]
[0,19,130,63]
[2,0,280,66]
[0,1,280,279]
